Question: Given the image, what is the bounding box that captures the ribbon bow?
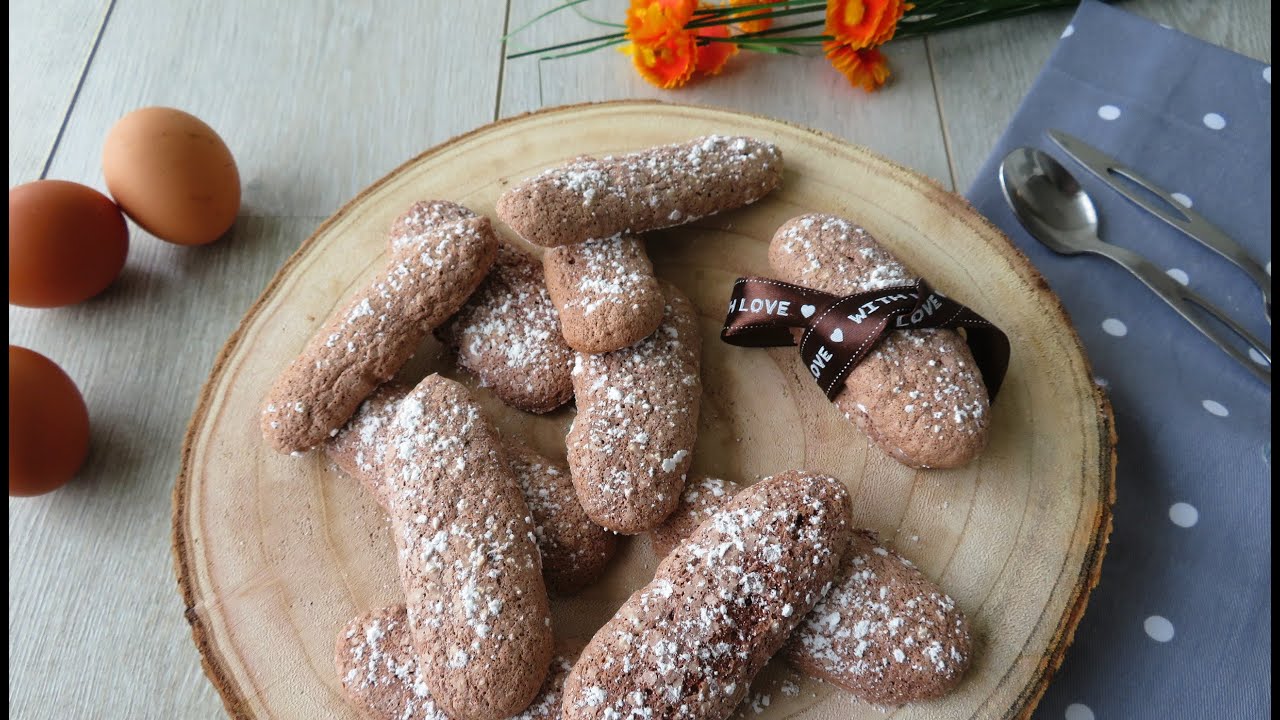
[720,277,1010,401]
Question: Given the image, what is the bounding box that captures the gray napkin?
[966,1,1271,717]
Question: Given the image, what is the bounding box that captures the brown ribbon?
[721,277,1009,401]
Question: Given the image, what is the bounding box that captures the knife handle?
[1088,241,1271,388]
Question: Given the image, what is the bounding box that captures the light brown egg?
[102,106,240,246]
[9,180,130,308]
[9,346,90,496]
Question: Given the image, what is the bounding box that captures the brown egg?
[102,106,240,246]
[9,346,91,496]
[9,180,129,308]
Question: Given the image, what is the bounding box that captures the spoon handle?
[1088,242,1272,387]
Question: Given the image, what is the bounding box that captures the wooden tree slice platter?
[173,101,1114,720]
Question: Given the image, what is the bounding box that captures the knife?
[1048,129,1272,323]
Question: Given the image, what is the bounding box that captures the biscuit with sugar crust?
[496,135,782,248]
[648,476,974,706]
[383,374,553,720]
[325,384,617,596]
[335,604,575,720]
[260,201,497,453]
[769,213,990,469]
[543,233,664,353]
[560,471,851,720]
[438,241,574,413]
[566,282,702,534]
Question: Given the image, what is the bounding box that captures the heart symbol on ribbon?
[721,276,1009,401]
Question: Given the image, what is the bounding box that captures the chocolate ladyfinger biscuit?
[385,374,552,720]
[326,382,407,507]
[438,242,575,413]
[647,475,738,558]
[496,135,783,248]
[261,202,498,453]
[566,282,702,534]
[769,213,990,468]
[649,480,973,705]
[506,440,618,595]
[336,605,574,720]
[543,234,665,353]
[786,530,972,706]
[561,471,852,720]
[387,200,479,252]
[324,386,617,596]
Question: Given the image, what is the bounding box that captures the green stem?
[700,34,829,45]
[691,0,827,17]
[507,30,625,60]
[504,0,593,41]
[537,38,628,61]
[734,18,827,39]
[686,4,825,29]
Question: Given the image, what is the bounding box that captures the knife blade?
[1048,128,1272,322]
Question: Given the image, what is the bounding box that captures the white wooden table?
[7,2,1270,717]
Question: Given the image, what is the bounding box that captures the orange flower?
[825,0,911,49]
[627,0,698,43]
[628,28,699,88]
[825,42,891,92]
[729,0,774,34]
[694,9,738,75]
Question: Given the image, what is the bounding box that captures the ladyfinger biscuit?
[561,471,852,720]
[769,213,990,468]
[507,441,618,595]
[647,475,740,558]
[566,282,702,534]
[648,479,973,705]
[336,605,574,720]
[387,200,479,252]
[496,135,783,248]
[438,242,575,412]
[786,530,972,706]
[325,382,407,507]
[385,374,552,720]
[543,233,665,353]
[324,386,617,596]
[261,202,498,453]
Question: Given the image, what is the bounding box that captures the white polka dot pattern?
[1169,503,1199,528]
[1144,616,1175,642]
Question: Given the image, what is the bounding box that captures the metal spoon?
[999,146,1271,388]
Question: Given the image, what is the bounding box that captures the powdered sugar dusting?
[567,288,701,531]
[383,376,551,708]
[563,472,850,719]
[787,530,971,704]
[261,201,494,451]
[337,605,572,720]
[499,135,782,247]
[537,135,779,226]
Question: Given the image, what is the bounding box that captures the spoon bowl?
[999,147,1100,254]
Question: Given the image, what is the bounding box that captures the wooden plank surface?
[38,0,509,217]
[7,0,112,183]
[501,0,955,189]
[5,0,1270,718]
[7,1,507,717]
